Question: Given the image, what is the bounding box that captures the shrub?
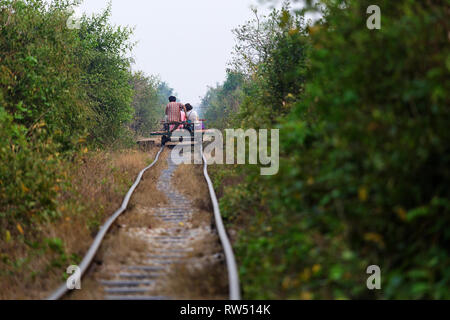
[208,0,450,299]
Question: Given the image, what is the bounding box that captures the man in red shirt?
[165,96,187,131]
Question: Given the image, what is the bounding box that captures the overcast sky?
[76,0,285,106]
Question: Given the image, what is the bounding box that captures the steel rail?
[47,146,165,300]
[201,151,241,300]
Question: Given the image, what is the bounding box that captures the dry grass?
[0,147,159,299]
[119,150,169,228]
[166,258,228,300]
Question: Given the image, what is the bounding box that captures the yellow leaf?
[82,147,88,154]
[282,277,291,290]
[17,224,24,235]
[286,93,295,100]
[5,230,11,242]
[308,25,321,35]
[288,28,299,36]
[358,187,368,202]
[300,268,312,281]
[364,232,385,248]
[300,291,313,300]
[312,264,321,274]
[394,206,407,221]
[21,183,30,193]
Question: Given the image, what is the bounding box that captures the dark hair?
[185,103,193,111]
[169,96,176,102]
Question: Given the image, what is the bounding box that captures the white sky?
[76,0,283,106]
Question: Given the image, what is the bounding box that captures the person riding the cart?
[185,103,201,131]
[165,96,187,131]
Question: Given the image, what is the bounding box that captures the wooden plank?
[137,138,159,143]
[164,141,201,147]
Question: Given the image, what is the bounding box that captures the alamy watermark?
[366,5,381,30]
[171,129,279,176]
[66,265,81,290]
[366,265,381,290]
[66,8,81,30]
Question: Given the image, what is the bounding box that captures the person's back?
[165,96,186,130]
[185,103,201,130]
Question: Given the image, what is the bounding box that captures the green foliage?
[77,5,135,145]
[202,4,308,130]
[0,106,60,226]
[1,0,89,149]
[240,5,308,126]
[206,0,450,299]
[273,0,450,299]
[229,7,281,76]
[0,0,85,228]
[0,0,151,230]
[129,72,173,136]
[0,0,174,293]
[200,71,244,129]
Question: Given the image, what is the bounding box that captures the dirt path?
[67,147,227,300]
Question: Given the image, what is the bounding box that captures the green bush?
[0,0,137,230]
[0,0,89,149]
[208,0,450,299]
[275,0,449,299]
[77,5,135,145]
[200,71,245,130]
[129,72,173,136]
[1,0,85,229]
[0,106,60,227]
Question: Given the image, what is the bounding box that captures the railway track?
[47,145,240,300]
